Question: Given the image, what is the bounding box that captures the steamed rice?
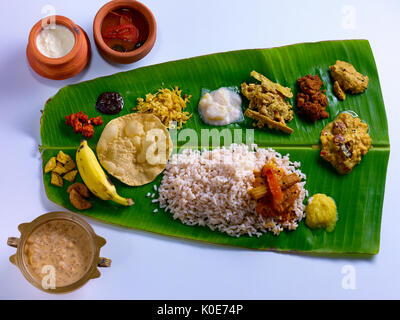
[158,144,307,237]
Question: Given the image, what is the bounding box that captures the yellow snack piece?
[333,81,346,101]
[44,157,57,173]
[64,159,76,172]
[45,150,78,187]
[306,194,337,232]
[50,172,63,187]
[63,170,78,182]
[56,150,73,165]
[52,162,67,175]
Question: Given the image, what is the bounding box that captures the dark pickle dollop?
[95,92,124,115]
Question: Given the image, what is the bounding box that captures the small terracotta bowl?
[93,0,157,64]
[27,15,90,80]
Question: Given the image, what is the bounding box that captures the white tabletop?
[1,0,399,299]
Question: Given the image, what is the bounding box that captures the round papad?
[97,113,173,186]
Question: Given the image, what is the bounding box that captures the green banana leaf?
[40,40,389,254]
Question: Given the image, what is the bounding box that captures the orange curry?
[248,162,301,224]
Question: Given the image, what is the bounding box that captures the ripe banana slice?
[76,140,133,206]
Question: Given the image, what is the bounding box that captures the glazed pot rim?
[93,0,157,60]
[28,15,82,65]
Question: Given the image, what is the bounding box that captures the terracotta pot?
[93,0,157,64]
[27,15,90,80]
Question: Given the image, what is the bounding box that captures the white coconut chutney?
[36,24,75,58]
[198,87,243,126]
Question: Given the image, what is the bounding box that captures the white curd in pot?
[36,24,75,58]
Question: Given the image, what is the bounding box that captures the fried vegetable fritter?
[329,60,369,100]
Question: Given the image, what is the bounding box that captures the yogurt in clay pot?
[27,16,90,79]
[36,24,75,58]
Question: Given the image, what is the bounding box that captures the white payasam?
[36,24,75,58]
[158,144,307,237]
[198,87,243,126]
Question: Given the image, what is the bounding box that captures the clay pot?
[27,15,90,80]
[93,0,157,64]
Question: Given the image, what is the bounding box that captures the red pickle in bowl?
[101,8,148,53]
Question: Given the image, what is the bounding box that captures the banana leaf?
[40,40,389,254]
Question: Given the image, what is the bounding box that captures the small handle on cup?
[97,257,111,267]
[7,237,19,248]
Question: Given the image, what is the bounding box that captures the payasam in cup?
[97,113,173,186]
[7,212,111,294]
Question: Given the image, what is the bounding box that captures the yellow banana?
[76,140,133,206]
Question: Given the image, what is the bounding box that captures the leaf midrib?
[39,143,390,151]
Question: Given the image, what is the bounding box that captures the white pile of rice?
[158,144,307,237]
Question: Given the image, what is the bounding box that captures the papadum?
[97,113,173,186]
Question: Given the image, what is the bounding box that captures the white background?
[0,0,399,299]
